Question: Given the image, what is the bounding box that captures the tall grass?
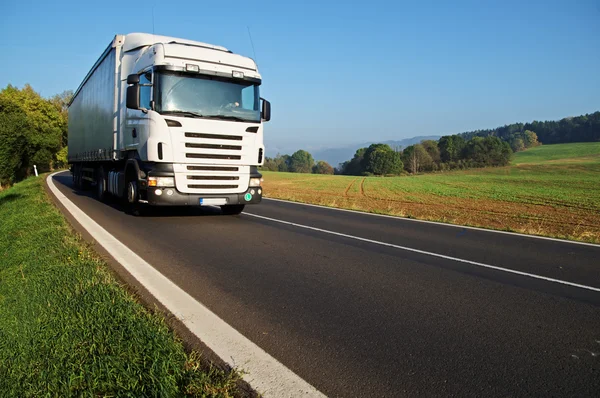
[0,176,239,397]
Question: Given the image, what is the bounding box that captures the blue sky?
[1,0,599,153]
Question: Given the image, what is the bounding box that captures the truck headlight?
[249,177,262,187]
[148,176,175,187]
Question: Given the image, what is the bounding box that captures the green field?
[0,177,239,397]
[262,143,600,243]
[511,142,600,164]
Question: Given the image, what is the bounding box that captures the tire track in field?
[268,189,600,229]
[344,178,358,197]
[359,178,366,197]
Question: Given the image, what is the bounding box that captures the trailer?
[68,33,271,215]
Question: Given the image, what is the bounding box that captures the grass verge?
[0,176,240,397]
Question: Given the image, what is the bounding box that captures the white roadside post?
[33,165,38,177]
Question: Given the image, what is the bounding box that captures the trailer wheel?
[220,204,245,215]
[96,167,107,202]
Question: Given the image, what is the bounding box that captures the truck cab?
[69,33,270,215]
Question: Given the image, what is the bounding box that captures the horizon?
[266,109,599,158]
[2,0,598,150]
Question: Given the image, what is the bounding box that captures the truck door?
[124,70,152,158]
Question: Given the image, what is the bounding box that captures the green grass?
[262,143,600,243]
[0,176,239,397]
[511,142,600,164]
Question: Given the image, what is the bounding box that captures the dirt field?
[261,143,600,243]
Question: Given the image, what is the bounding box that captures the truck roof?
[70,33,255,107]
[122,33,230,53]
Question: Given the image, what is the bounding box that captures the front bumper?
[146,186,263,206]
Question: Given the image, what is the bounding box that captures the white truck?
[68,33,270,214]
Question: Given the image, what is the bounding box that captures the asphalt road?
[51,171,600,397]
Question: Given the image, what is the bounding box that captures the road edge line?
[262,197,600,248]
[46,172,326,398]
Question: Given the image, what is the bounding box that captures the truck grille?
[174,128,252,194]
[188,184,238,189]
[184,132,244,161]
[186,153,241,160]
[187,165,239,171]
[174,164,250,194]
[187,176,239,180]
[185,143,242,150]
[185,132,242,141]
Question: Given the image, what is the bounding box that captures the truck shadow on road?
[53,174,225,218]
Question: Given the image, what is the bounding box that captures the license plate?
[199,198,227,206]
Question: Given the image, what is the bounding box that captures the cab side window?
[139,71,152,109]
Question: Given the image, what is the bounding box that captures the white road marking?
[243,212,600,293]
[262,197,600,248]
[47,173,326,398]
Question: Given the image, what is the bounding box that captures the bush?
[0,84,66,184]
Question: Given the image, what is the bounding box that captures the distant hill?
[310,135,441,167]
[266,110,600,167]
[460,111,600,144]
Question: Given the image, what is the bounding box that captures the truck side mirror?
[126,74,140,110]
[127,74,140,84]
[261,98,271,122]
[126,85,140,109]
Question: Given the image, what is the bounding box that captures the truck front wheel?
[124,174,145,216]
[220,204,245,215]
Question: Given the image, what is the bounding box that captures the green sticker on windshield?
[244,193,252,201]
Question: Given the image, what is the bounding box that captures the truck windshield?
[155,71,260,123]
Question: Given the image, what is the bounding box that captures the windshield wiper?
[161,110,205,118]
[204,114,253,122]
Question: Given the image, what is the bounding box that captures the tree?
[402,144,433,173]
[360,144,403,175]
[420,139,440,170]
[522,130,539,148]
[0,105,31,185]
[262,154,293,172]
[288,150,314,173]
[369,150,403,175]
[421,140,441,164]
[49,90,73,146]
[438,135,466,163]
[463,136,512,167]
[312,160,334,174]
[0,84,64,183]
[55,146,69,169]
[510,137,525,152]
[457,112,600,145]
[340,147,367,175]
[261,157,279,171]
[278,154,291,172]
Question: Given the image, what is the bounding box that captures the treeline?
[262,132,529,177]
[460,111,600,144]
[339,134,517,175]
[262,133,519,177]
[0,84,72,187]
[262,150,335,174]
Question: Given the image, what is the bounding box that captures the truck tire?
[96,167,107,202]
[73,164,82,190]
[220,204,245,215]
[124,173,147,216]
